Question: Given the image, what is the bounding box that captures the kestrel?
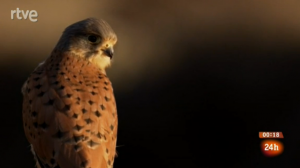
[22,18,118,168]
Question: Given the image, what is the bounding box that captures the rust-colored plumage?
[22,18,118,168]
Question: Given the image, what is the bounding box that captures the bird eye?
[87,35,100,43]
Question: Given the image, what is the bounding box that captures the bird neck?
[46,50,107,75]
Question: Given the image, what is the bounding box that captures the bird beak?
[103,47,114,59]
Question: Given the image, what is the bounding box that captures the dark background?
[1,0,300,167]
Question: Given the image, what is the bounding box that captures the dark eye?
[88,35,100,43]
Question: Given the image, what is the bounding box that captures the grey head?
[54,18,118,69]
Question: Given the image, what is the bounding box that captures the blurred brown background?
[1,0,300,167]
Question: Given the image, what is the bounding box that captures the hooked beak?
[103,47,114,59]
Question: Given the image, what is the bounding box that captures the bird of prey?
[21,18,118,168]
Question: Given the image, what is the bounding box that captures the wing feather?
[22,55,118,168]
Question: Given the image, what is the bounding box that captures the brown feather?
[22,53,118,168]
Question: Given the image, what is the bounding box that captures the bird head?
[55,18,117,70]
